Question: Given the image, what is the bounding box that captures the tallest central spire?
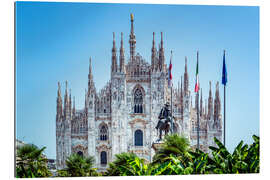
[129,13,136,61]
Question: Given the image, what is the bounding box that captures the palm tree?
[152,134,191,166]
[16,144,52,178]
[57,153,98,177]
[105,152,138,176]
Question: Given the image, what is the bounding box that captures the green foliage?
[105,152,138,176]
[17,134,258,177]
[16,144,52,178]
[104,134,259,176]
[209,135,259,173]
[57,153,100,177]
[152,134,191,166]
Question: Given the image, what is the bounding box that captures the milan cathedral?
[56,14,223,171]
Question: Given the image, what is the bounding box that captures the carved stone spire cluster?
[56,81,75,121]
[129,13,136,60]
[151,31,166,72]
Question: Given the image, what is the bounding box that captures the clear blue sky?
[16,2,259,159]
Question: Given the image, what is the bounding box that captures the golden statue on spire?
[130,13,134,21]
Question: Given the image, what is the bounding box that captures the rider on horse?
[155,102,172,141]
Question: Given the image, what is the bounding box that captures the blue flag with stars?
[222,51,227,86]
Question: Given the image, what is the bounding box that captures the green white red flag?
[194,51,199,93]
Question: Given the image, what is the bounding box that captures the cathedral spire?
[88,57,95,94]
[72,96,76,116]
[180,76,184,115]
[200,88,203,117]
[205,98,207,116]
[151,32,157,71]
[64,81,69,118]
[111,32,117,73]
[214,81,221,122]
[89,57,92,78]
[57,82,63,117]
[129,13,136,61]
[161,32,164,49]
[208,81,213,120]
[84,89,88,112]
[159,32,165,71]
[184,56,189,96]
[69,89,72,116]
[119,32,125,73]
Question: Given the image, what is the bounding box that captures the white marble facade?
[55,15,223,171]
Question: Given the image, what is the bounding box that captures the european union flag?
[222,50,227,86]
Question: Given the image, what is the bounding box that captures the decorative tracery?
[134,88,143,113]
[100,125,108,141]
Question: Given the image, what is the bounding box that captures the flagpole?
[223,50,226,147]
[170,50,173,134]
[224,84,226,146]
[197,91,200,150]
[171,84,173,134]
[196,51,200,150]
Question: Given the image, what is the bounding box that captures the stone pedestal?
[151,141,164,152]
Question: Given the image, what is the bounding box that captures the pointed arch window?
[101,151,107,165]
[134,88,143,113]
[134,129,143,146]
[100,125,108,141]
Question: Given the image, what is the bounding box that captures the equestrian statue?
[155,102,177,141]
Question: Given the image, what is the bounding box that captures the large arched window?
[100,151,107,165]
[134,129,143,146]
[100,125,108,141]
[134,88,143,113]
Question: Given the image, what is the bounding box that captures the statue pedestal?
[151,141,164,152]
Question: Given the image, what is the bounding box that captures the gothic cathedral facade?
[56,15,223,171]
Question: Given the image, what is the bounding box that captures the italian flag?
[168,51,173,88]
[194,52,199,93]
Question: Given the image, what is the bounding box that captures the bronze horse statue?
[156,116,177,141]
